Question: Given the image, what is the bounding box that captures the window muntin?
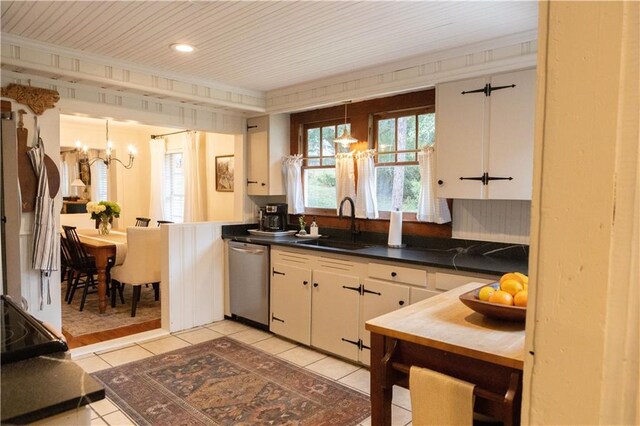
[164,152,184,223]
[374,108,434,213]
[303,121,351,210]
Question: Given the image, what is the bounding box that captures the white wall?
[452,199,531,244]
[0,97,62,329]
[205,133,236,221]
[524,2,639,424]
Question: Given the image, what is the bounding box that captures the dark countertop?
[222,224,528,276]
[1,353,105,424]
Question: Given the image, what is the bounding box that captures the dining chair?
[157,220,173,226]
[60,234,75,302]
[62,225,98,311]
[135,217,151,227]
[109,227,161,317]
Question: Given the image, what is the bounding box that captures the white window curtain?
[182,131,206,222]
[148,138,166,223]
[59,156,69,197]
[335,152,356,215]
[62,152,78,197]
[355,149,379,219]
[416,146,451,223]
[282,154,305,214]
[88,149,101,201]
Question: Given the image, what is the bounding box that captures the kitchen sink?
[294,239,373,250]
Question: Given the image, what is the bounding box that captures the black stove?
[1,296,68,364]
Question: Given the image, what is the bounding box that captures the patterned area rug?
[62,285,160,337]
[93,337,371,425]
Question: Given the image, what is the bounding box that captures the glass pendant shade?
[334,103,358,147]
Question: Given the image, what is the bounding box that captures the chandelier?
[76,120,136,169]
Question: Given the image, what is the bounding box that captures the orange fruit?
[514,290,528,307]
[514,272,529,285]
[489,290,514,306]
[500,278,524,296]
[500,272,518,283]
[478,286,496,301]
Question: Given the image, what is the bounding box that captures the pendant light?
[334,102,358,147]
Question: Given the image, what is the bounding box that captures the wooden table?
[365,282,525,426]
[75,230,127,314]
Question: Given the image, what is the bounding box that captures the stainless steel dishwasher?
[228,241,269,328]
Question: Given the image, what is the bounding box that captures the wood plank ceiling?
[1,1,537,93]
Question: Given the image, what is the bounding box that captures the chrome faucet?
[338,196,360,242]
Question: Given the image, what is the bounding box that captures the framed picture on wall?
[215,155,234,192]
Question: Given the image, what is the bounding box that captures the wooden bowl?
[459,282,526,322]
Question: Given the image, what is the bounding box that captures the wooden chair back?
[135,217,151,227]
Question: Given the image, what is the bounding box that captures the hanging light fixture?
[333,102,358,147]
[76,120,136,169]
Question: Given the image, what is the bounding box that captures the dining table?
[75,229,127,314]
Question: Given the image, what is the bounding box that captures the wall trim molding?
[2,71,247,133]
[266,30,538,113]
[1,34,266,113]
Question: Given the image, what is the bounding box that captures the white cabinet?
[246,114,290,196]
[269,248,500,366]
[270,262,312,345]
[311,270,361,360]
[359,279,410,365]
[432,271,495,292]
[436,69,536,200]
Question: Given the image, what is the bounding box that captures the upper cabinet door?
[436,70,536,200]
[247,116,270,196]
[246,114,290,196]
[487,69,536,200]
[435,76,487,199]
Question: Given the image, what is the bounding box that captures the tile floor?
[74,319,413,426]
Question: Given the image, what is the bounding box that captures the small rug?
[62,285,160,337]
[92,337,371,425]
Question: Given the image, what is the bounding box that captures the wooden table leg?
[92,249,110,314]
[370,332,393,426]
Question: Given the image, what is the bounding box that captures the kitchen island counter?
[366,282,525,425]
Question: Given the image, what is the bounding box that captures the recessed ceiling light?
[170,43,195,53]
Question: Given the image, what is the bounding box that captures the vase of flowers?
[87,201,121,235]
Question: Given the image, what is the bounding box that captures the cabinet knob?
[399,300,405,306]
[313,283,319,288]
[391,272,397,277]
[261,182,266,186]
[438,180,444,185]
[303,281,308,286]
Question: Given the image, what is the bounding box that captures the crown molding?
[266,30,538,113]
[1,34,266,113]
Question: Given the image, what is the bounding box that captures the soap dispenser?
[310,217,319,236]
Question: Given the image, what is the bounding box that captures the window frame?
[302,118,352,215]
[373,106,435,215]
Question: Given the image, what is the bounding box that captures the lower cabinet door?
[359,279,410,366]
[270,263,312,345]
[311,270,360,361]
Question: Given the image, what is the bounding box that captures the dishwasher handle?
[229,246,265,255]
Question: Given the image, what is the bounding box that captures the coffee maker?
[260,203,288,232]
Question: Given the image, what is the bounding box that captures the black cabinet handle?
[247,180,258,185]
[313,283,319,288]
[261,182,266,186]
[271,314,284,323]
[303,281,308,286]
[272,268,285,276]
[399,300,405,306]
[438,180,443,185]
[391,272,397,277]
